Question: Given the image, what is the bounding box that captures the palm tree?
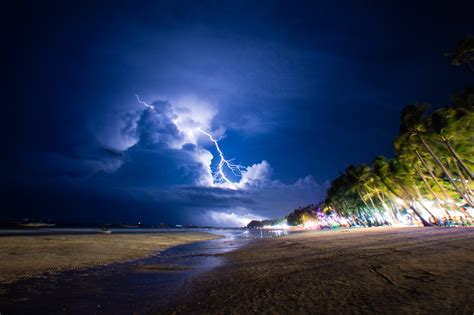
[447,36,474,74]
[399,104,474,207]
[440,148,474,212]
[429,108,474,180]
[413,164,450,216]
[372,157,434,226]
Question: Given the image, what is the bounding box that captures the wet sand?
[0,232,219,284]
[171,227,474,314]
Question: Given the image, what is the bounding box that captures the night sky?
[3,1,473,226]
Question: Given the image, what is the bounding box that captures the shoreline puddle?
[0,228,290,314]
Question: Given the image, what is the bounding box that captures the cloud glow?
[134,94,273,190]
[115,94,323,226]
[206,208,266,227]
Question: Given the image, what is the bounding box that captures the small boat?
[98,225,112,234]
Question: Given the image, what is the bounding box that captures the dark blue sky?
[3,0,473,226]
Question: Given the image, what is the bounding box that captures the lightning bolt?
[198,128,245,189]
[135,94,244,189]
[135,94,154,109]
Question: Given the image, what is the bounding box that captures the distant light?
[262,223,290,229]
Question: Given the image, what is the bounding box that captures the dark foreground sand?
[0,232,219,284]
[171,227,474,314]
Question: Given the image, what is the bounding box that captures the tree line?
[322,37,473,227]
[247,37,473,229]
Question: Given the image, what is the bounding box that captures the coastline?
[170,227,474,314]
[0,231,220,284]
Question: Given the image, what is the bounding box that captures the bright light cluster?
[315,212,348,228]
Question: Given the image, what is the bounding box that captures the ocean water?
[0,228,290,314]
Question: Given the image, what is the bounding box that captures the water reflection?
[211,228,289,239]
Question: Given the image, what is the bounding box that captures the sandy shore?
[171,227,474,314]
[0,232,219,284]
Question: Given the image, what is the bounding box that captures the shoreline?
[0,231,220,284]
[170,227,474,314]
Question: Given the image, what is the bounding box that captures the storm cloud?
[3,0,472,226]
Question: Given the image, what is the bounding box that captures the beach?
[0,232,219,284]
[171,227,474,314]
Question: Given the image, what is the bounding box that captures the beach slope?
[0,232,219,284]
[172,227,474,314]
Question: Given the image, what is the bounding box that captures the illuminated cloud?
[237,160,273,188]
[126,95,271,190]
[105,95,324,226]
[203,208,267,227]
[172,96,218,147]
